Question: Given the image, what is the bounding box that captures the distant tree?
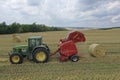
[0,22,67,34]
[0,22,7,34]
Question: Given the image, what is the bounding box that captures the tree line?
[0,22,66,34]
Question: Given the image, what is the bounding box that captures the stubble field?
[0,28,120,80]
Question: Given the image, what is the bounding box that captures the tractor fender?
[32,45,49,54]
[42,43,50,52]
[9,52,20,56]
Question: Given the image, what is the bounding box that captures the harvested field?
[0,28,120,80]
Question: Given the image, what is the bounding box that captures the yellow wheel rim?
[36,52,46,61]
[12,55,20,63]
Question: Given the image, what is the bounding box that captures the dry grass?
[0,28,120,80]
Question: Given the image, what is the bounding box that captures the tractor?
[9,36,50,64]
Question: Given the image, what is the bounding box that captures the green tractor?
[9,36,50,64]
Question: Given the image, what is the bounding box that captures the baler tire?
[33,48,49,63]
[10,54,23,64]
[70,55,79,62]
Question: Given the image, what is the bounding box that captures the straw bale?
[89,44,105,57]
[12,34,22,42]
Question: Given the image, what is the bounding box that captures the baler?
[52,31,86,62]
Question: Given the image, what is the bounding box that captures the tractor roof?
[28,36,42,39]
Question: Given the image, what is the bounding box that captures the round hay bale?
[88,44,105,57]
[12,34,22,42]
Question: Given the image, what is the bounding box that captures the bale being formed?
[88,44,105,57]
[12,34,22,43]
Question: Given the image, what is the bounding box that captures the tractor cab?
[28,36,42,52]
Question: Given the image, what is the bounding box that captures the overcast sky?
[0,0,120,28]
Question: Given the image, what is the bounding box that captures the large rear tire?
[10,54,23,64]
[33,48,49,63]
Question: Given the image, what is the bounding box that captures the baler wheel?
[10,54,23,64]
[33,48,49,63]
[70,55,79,62]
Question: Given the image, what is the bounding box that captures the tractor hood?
[13,45,28,49]
[13,45,28,53]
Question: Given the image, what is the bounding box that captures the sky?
[0,0,120,28]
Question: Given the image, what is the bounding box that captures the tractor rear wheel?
[10,54,23,64]
[33,48,49,63]
[70,55,79,62]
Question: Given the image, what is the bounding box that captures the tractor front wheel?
[33,48,49,63]
[10,54,23,64]
[70,55,79,62]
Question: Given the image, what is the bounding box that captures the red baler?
[53,31,86,62]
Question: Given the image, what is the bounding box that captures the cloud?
[107,1,120,10]
[0,0,120,27]
[27,0,41,6]
[74,0,120,27]
[111,15,120,23]
[78,1,120,17]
